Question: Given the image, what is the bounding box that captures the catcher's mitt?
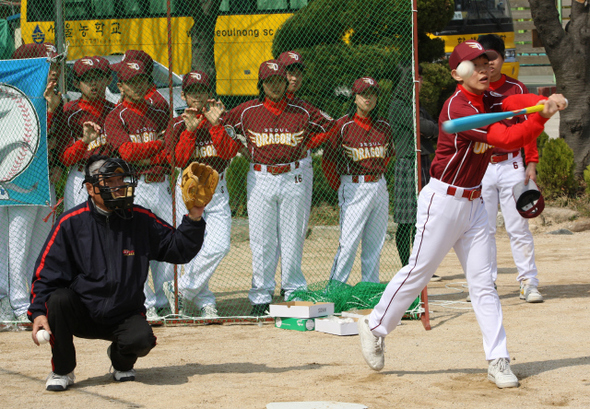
[181,162,219,210]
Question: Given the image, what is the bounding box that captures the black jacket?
[29,199,206,325]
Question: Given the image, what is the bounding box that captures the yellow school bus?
[430,0,520,78]
[20,0,308,96]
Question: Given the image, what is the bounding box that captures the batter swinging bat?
[442,104,545,134]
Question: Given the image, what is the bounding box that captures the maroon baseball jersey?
[104,100,170,176]
[166,115,234,173]
[222,97,327,164]
[431,84,547,187]
[325,114,394,176]
[485,74,539,162]
[54,99,116,167]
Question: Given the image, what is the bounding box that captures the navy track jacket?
[29,199,205,325]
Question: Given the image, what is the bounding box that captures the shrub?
[419,61,456,120]
[537,138,576,199]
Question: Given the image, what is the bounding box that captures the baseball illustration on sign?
[0,83,41,201]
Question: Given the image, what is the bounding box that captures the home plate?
[267,402,367,409]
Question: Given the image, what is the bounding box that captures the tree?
[188,0,223,90]
[529,0,590,175]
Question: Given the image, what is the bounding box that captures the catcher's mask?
[512,179,545,219]
[85,156,137,217]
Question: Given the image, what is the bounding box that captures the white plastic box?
[269,301,334,319]
[314,309,373,336]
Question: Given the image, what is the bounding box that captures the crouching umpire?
[27,155,217,391]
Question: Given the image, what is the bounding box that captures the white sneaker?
[200,304,219,319]
[46,371,75,391]
[488,358,519,388]
[520,280,544,303]
[107,345,136,382]
[358,316,385,371]
[15,313,29,322]
[0,297,13,322]
[146,307,160,321]
[112,368,136,382]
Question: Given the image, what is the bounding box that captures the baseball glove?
[181,162,219,210]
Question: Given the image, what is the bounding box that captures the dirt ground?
[1,209,590,409]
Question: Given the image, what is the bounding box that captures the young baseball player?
[116,49,170,114]
[0,43,61,322]
[163,71,237,318]
[220,60,329,315]
[278,50,335,150]
[55,56,115,210]
[322,77,393,284]
[104,59,174,320]
[478,34,543,303]
[357,40,567,388]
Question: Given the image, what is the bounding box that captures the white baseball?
[36,329,50,344]
[456,60,474,79]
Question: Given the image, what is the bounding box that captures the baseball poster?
[0,57,49,206]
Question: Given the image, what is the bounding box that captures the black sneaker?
[250,303,270,316]
[280,289,286,297]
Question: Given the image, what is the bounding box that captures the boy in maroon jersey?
[357,40,566,388]
[322,77,394,284]
[114,50,170,115]
[163,71,236,318]
[478,34,543,303]
[104,59,173,320]
[278,50,335,150]
[220,60,329,315]
[55,56,115,210]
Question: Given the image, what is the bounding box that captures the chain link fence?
[1,0,421,324]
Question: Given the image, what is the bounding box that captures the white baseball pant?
[329,176,388,284]
[134,176,174,310]
[482,153,539,286]
[63,168,88,211]
[174,172,231,308]
[368,177,510,361]
[247,155,312,305]
[0,203,53,318]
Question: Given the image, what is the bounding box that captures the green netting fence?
[0,0,423,325]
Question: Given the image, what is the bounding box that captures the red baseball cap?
[258,60,287,81]
[112,50,154,74]
[352,77,379,94]
[182,70,211,90]
[449,40,499,70]
[114,60,150,82]
[73,56,111,79]
[278,51,305,69]
[12,43,58,59]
